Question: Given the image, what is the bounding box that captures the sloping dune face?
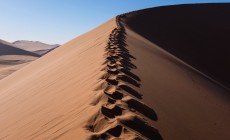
[121,3,230,88]
[120,3,230,140]
[0,4,230,140]
[0,18,116,139]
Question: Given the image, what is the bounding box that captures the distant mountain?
[12,40,59,55]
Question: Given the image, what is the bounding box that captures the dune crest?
[0,3,229,140]
[86,16,162,140]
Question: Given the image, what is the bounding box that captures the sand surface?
[124,26,230,140]
[0,18,116,139]
[0,3,229,140]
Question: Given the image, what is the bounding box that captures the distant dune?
[0,3,229,140]
[0,39,39,56]
[13,40,59,55]
[0,39,58,80]
[0,39,39,80]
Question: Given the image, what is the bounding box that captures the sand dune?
[13,40,59,55]
[0,3,229,140]
[120,3,230,89]
[0,18,117,139]
[0,39,40,56]
[0,40,39,80]
[33,47,56,56]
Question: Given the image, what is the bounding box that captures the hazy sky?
[0,0,229,44]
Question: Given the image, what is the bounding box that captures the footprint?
[106,125,123,137]
[101,105,123,118]
[124,98,158,121]
[106,78,119,85]
[104,90,124,100]
[90,125,123,139]
[107,69,119,75]
[90,17,162,140]
[119,85,142,99]
[108,98,116,104]
[120,115,162,140]
[118,75,140,87]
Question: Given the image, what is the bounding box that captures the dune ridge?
[0,3,229,140]
[86,16,162,140]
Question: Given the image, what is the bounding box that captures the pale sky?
[0,0,229,44]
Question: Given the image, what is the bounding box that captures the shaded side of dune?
[120,3,230,89]
[1,3,230,140]
[33,48,57,56]
[0,42,40,57]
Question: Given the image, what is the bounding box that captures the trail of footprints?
[87,16,162,140]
